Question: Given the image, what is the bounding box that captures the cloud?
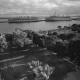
[68,0,80,1]
[0,0,80,16]
[43,3,58,10]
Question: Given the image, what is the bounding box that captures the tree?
[57,26,62,30]
[57,26,62,33]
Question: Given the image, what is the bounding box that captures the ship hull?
[8,20,40,23]
[45,17,72,21]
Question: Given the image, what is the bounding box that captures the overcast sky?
[0,0,80,16]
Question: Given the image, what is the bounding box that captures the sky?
[0,0,80,17]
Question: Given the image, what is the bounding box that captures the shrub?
[66,33,76,40]
[58,34,67,40]
[52,32,57,35]
[27,60,55,80]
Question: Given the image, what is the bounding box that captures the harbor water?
[0,19,80,33]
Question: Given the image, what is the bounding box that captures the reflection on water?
[0,20,80,33]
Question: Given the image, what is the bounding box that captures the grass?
[0,44,80,80]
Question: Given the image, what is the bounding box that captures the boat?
[8,16,40,23]
[45,15,72,21]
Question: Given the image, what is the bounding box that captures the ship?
[8,16,40,23]
[45,15,72,21]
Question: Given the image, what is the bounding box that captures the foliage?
[0,34,8,52]
[58,34,67,40]
[57,26,62,29]
[66,33,76,40]
[27,60,55,80]
[71,24,80,32]
[52,32,57,35]
[13,28,32,47]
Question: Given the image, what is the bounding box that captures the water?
[0,19,80,33]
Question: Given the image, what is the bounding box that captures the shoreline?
[0,21,8,23]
